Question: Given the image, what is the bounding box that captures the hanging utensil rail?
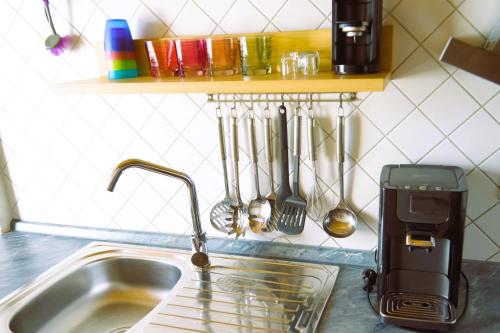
[207,92,357,104]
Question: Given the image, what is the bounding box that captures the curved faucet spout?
[107,159,210,268]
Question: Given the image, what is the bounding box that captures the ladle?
[323,95,357,237]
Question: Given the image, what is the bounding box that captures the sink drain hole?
[109,327,130,333]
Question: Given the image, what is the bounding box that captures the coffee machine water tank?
[332,0,382,74]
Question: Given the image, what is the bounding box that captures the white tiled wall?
[0,0,499,260]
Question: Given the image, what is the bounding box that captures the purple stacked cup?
[104,19,138,80]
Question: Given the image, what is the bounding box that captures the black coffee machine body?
[377,165,467,331]
[332,0,382,74]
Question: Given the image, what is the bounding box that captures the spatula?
[277,106,307,234]
[275,103,292,212]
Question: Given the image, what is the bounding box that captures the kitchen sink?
[0,242,339,333]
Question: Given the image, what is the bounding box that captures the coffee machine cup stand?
[362,165,470,332]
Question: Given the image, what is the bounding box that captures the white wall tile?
[420,78,479,134]
[360,83,415,134]
[476,204,500,247]
[98,0,141,22]
[453,70,500,105]
[450,110,500,164]
[392,0,453,42]
[382,17,418,70]
[458,0,500,36]
[130,3,168,38]
[420,139,474,174]
[388,110,444,162]
[359,138,410,181]
[480,150,499,185]
[392,47,449,105]
[463,223,498,260]
[345,110,384,161]
[220,0,268,34]
[485,93,500,122]
[466,169,498,220]
[170,0,216,36]
[143,0,187,26]
[273,0,325,31]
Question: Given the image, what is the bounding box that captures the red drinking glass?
[175,39,208,77]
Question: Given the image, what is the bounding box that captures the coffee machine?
[332,0,382,74]
[376,165,467,331]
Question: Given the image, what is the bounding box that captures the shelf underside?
[56,71,391,94]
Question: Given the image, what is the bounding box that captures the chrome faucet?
[107,159,210,268]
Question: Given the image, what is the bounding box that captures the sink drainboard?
[143,256,339,333]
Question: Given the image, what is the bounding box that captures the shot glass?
[281,52,299,78]
[206,37,239,77]
[299,51,320,75]
[175,39,208,77]
[239,35,272,76]
[145,39,179,78]
[104,19,138,80]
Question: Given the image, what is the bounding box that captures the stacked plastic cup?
[104,19,138,80]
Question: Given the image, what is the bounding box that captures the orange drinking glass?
[145,39,179,78]
[206,37,240,76]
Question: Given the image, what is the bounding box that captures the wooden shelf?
[55,71,391,94]
[55,27,393,94]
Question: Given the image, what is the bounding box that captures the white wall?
[0,0,498,260]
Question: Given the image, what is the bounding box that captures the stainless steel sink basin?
[0,242,339,333]
[9,257,181,333]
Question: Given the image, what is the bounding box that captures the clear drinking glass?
[299,51,320,75]
[281,52,299,78]
[239,35,272,76]
[206,37,239,76]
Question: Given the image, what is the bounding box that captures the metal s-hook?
[231,95,238,117]
[248,94,255,118]
[216,94,222,117]
[296,94,302,116]
[264,94,271,119]
[280,93,285,106]
[338,93,344,117]
[308,93,314,117]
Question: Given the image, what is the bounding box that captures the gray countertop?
[1,223,499,333]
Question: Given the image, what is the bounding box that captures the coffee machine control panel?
[400,185,445,191]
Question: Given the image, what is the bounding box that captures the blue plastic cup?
[104,19,138,79]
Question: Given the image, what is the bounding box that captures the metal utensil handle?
[336,114,345,202]
[308,116,316,162]
[248,117,261,196]
[292,112,301,195]
[217,114,231,197]
[264,117,275,188]
[278,104,291,193]
[248,117,257,163]
[231,113,242,204]
[264,117,273,163]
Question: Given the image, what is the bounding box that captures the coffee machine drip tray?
[380,292,457,331]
